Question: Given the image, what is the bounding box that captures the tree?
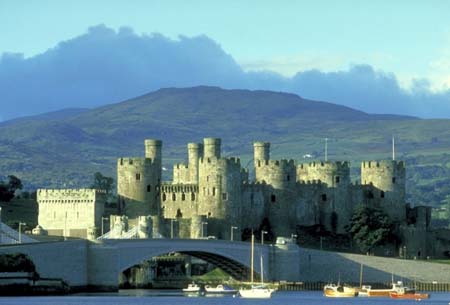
[346,205,396,254]
[91,172,114,195]
[0,175,22,202]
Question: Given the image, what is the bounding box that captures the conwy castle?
[35,138,440,257]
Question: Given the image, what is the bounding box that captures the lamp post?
[291,233,298,243]
[171,219,178,239]
[101,217,109,236]
[201,222,208,238]
[19,222,26,243]
[261,230,268,245]
[231,226,238,241]
[0,207,2,244]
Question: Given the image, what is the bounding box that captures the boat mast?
[260,252,264,284]
[359,263,363,287]
[251,232,254,283]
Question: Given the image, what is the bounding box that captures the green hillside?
[1,86,450,211]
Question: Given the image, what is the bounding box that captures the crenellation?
[36,137,410,242]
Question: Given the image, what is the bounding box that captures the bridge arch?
[103,239,270,282]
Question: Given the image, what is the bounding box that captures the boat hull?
[390,292,430,300]
[239,287,275,298]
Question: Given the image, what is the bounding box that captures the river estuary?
[1,290,450,305]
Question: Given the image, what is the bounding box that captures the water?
[1,291,450,305]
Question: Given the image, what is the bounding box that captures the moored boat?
[366,281,413,297]
[356,285,371,297]
[389,291,430,300]
[323,283,358,297]
[205,284,237,294]
[238,284,275,298]
[182,283,204,296]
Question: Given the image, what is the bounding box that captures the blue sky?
[1,0,449,89]
[0,0,450,119]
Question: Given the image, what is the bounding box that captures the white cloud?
[238,53,347,77]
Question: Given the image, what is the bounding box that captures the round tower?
[203,138,221,159]
[254,142,270,164]
[360,160,406,221]
[117,139,163,218]
[198,157,243,239]
[188,143,203,184]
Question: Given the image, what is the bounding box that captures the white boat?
[238,233,276,298]
[205,284,237,294]
[239,284,275,298]
[182,283,203,296]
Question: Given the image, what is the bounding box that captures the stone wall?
[37,188,105,239]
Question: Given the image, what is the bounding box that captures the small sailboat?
[238,233,276,298]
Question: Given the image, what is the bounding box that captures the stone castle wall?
[37,188,105,238]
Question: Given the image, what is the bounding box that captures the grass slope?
[1,86,450,208]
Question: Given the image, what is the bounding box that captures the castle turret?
[203,138,221,159]
[254,141,270,164]
[361,160,406,221]
[188,142,203,184]
[145,139,162,182]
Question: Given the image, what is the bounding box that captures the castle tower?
[296,161,350,187]
[253,141,296,236]
[197,138,243,239]
[203,138,221,159]
[144,139,162,183]
[188,142,203,184]
[360,160,406,222]
[117,139,162,218]
[297,161,352,233]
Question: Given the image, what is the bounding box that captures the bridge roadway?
[0,238,300,291]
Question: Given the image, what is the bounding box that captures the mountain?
[1,86,450,208]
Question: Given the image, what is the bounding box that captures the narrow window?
[136,173,141,181]
[147,185,151,192]
[176,209,183,218]
[321,194,327,201]
[212,187,216,196]
[191,193,196,201]
[392,177,396,184]
[222,193,227,200]
[380,191,385,198]
[287,175,290,181]
[335,176,340,183]
[172,193,176,201]
[271,194,276,203]
[182,193,186,201]
[162,193,167,202]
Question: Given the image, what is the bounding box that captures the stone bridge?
[0,238,300,290]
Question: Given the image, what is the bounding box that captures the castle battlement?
[362,160,405,169]
[37,188,105,204]
[174,163,188,169]
[161,183,199,193]
[199,156,241,166]
[298,161,350,169]
[256,159,295,167]
[118,157,156,166]
[298,179,324,185]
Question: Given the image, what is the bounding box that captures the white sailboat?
[238,233,276,298]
